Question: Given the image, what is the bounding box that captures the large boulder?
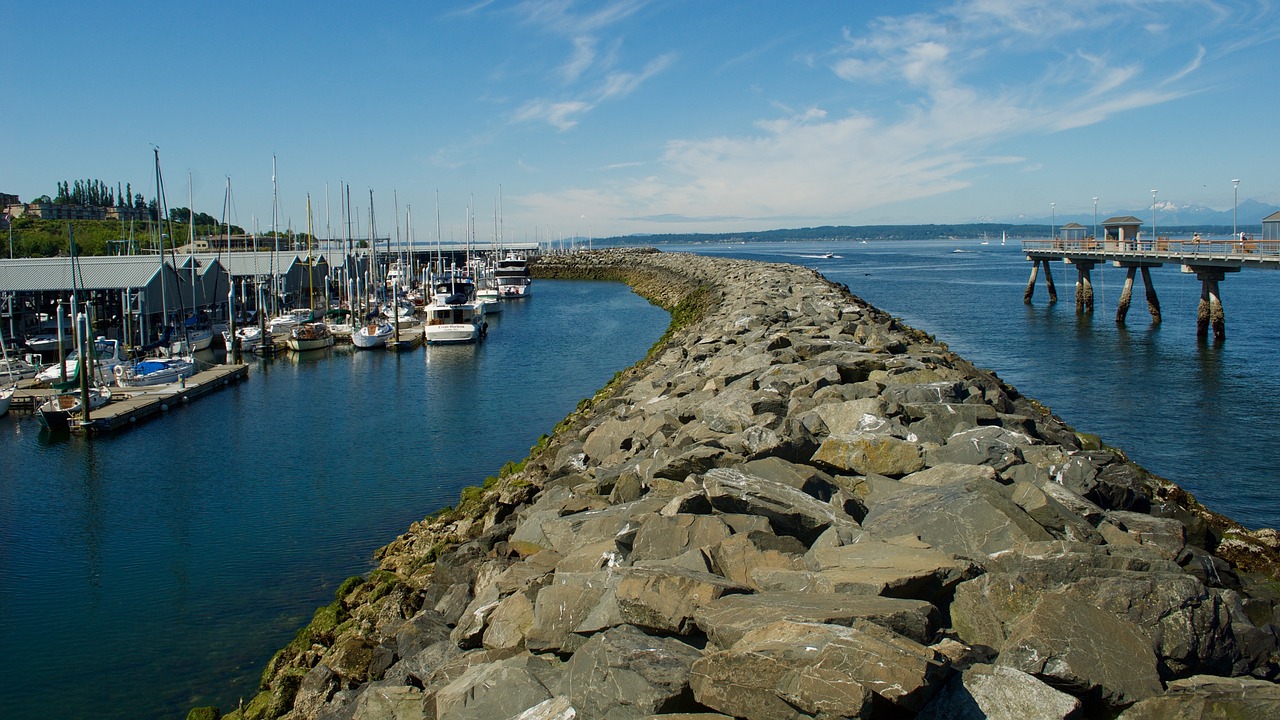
[615,566,749,635]
[700,467,860,544]
[861,477,1054,559]
[916,664,1081,720]
[998,592,1163,710]
[552,624,704,719]
[691,619,946,717]
[804,539,979,605]
[1117,674,1280,719]
[693,591,939,649]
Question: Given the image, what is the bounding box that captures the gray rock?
[1117,674,1280,719]
[925,426,1032,470]
[812,430,926,477]
[630,513,732,563]
[707,532,806,587]
[998,592,1163,709]
[916,664,1082,720]
[615,565,749,635]
[693,591,939,649]
[692,619,945,716]
[349,682,432,720]
[553,624,704,719]
[526,571,622,653]
[700,467,860,545]
[1103,510,1187,560]
[900,462,1000,487]
[805,539,979,605]
[861,477,1054,559]
[433,658,552,720]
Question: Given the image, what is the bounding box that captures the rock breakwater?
[215,248,1280,720]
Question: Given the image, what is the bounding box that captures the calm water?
[668,238,1280,532]
[0,279,669,720]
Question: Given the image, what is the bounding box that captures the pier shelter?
[1264,211,1280,241]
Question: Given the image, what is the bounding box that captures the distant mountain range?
[1005,199,1277,228]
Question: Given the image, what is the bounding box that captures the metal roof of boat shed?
[0,255,177,293]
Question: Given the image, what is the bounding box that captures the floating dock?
[8,364,249,434]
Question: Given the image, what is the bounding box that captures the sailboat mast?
[271,155,279,318]
[153,148,169,343]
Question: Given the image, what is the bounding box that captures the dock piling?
[1195,269,1227,340]
[1141,266,1162,324]
[1073,261,1095,313]
[1116,267,1136,323]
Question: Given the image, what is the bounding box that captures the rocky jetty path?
[211,248,1280,720]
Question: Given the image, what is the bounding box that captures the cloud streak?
[516,1,1257,232]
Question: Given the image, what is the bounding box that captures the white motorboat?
[0,351,44,383]
[24,335,64,353]
[494,252,532,298]
[423,302,485,344]
[267,308,316,337]
[169,326,215,355]
[351,321,394,349]
[423,273,485,345]
[286,322,335,352]
[0,384,13,417]
[114,356,196,388]
[36,337,126,384]
[36,385,111,431]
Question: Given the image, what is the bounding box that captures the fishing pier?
[1022,214,1280,339]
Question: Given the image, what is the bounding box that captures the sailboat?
[0,326,17,416]
[37,226,112,431]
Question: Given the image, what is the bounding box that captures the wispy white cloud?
[513,99,592,131]
[513,1,1267,231]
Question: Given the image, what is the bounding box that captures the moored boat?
[286,322,335,352]
[351,320,394,349]
[35,337,126,385]
[494,252,532,298]
[36,385,111,432]
[113,356,196,387]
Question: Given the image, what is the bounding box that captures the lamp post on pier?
[1092,197,1099,241]
[1150,190,1158,247]
[1051,203,1056,241]
[1233,179,1240,239]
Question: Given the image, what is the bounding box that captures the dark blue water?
[667,239,1280,532]
[0,279,669,720]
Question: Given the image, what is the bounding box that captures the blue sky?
[4,1,1277,239]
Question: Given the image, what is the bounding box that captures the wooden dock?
[8,364,249,434]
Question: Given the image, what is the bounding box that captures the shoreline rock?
[210,248,1280,720]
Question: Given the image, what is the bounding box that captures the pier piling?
[1141,266,1162,324]
[1195,269,1227,340]
[1073,261,1095,313]
[1116,267,1136,323]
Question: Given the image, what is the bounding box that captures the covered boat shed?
[0,255,225,348]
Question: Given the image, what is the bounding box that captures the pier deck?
[8,364,249,434]
[1023,238,1280,270]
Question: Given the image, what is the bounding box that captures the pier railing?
[1022,238,1280,268]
